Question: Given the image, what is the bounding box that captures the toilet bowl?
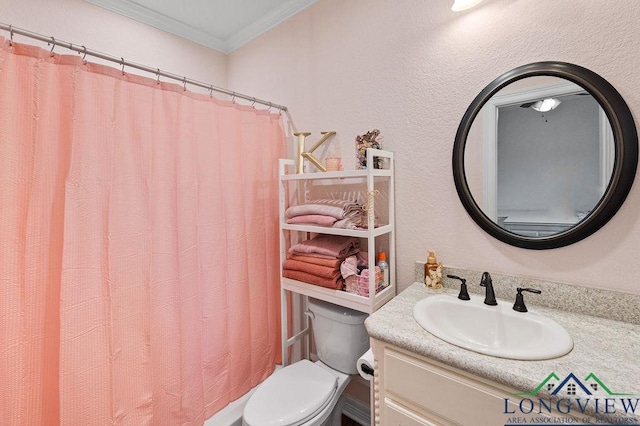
[242,359,349,426]
[243,298,369,426]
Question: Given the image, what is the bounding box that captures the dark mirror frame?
[453,61,638,249]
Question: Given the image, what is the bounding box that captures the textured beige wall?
[2,0,228,90]
[228,0,640,294]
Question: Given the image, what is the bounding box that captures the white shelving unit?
[279,149,395,365]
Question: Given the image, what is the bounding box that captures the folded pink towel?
[288,234,360,259]
[286,215,337,226]
[283,259,341,279]
[283,269,344,290]
[285,199,365,227]
[288,254,343,268]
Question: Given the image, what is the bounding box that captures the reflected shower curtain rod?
[0,23,287,112]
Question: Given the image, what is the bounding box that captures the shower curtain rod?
[0,23,287,112]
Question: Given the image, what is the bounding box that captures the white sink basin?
[412,294,573,360]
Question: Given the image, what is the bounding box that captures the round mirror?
[453,62,638,249]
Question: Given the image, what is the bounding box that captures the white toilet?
[243,298,369,426]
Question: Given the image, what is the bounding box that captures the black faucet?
[512,287,542,312]
[480,272,497,306]
[447,274,470,300]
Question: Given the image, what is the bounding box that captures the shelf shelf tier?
[281,223,393,238]
[280,168,392,181]
[282,278,396,314]
[279,148,396,366]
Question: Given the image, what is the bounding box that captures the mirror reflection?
[464,76,614,237]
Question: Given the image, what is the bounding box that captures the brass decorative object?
[294,131,336,173]
[294,132,311,173]
[424,263,443,289]
[424,251,443,289]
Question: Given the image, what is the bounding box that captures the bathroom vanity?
[366,280,640,426]
[371,340,538,425]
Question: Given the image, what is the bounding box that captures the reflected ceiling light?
[531,98,562,112]
[452,0,484,11]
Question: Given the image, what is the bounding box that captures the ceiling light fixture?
[452,0,484,12]
[531,98,562,112]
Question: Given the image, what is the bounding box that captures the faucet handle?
[512,287,541,313]
[447,274,470,300]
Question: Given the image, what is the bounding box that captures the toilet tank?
[308,298,369,375]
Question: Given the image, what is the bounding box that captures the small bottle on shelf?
[377,251,390,287]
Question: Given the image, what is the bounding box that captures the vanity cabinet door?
[384,348,515,425]
[385,398,441,426]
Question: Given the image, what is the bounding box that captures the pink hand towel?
[283,259,341,279]
[286,215,338,226]
[288,234,360,259]
[283,270,344,290]
[288,254,343,268]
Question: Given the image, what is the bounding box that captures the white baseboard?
[342,395,371,426]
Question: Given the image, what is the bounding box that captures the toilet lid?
[243,360,338,426]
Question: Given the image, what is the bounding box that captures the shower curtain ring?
[209,86,214,98]
[183,77,187,91]
[9,25,13,47]
[251,97,256,108]
[81,45,87,62]
[49,37,56,56]
[268,102,273,112]
[121,57,125,75]
[156,69,160,85]
[231,92,236,104]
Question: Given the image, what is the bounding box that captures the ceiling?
[85,0,318,53]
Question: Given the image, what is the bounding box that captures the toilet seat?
[243,359,338,426]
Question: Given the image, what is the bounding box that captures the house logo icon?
[518,372,634,397]
[504,371,639,425]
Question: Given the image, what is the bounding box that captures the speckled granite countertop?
[365,282,640,423]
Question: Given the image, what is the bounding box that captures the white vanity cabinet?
[370,339,590,426]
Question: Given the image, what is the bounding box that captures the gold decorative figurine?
[424,264,443,289]
[424,250,443,289]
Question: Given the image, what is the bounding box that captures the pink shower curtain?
[0,38,284,425]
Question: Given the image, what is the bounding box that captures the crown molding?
[225,0,318,52]
[85,0,318,53]
[85,0,228,52]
